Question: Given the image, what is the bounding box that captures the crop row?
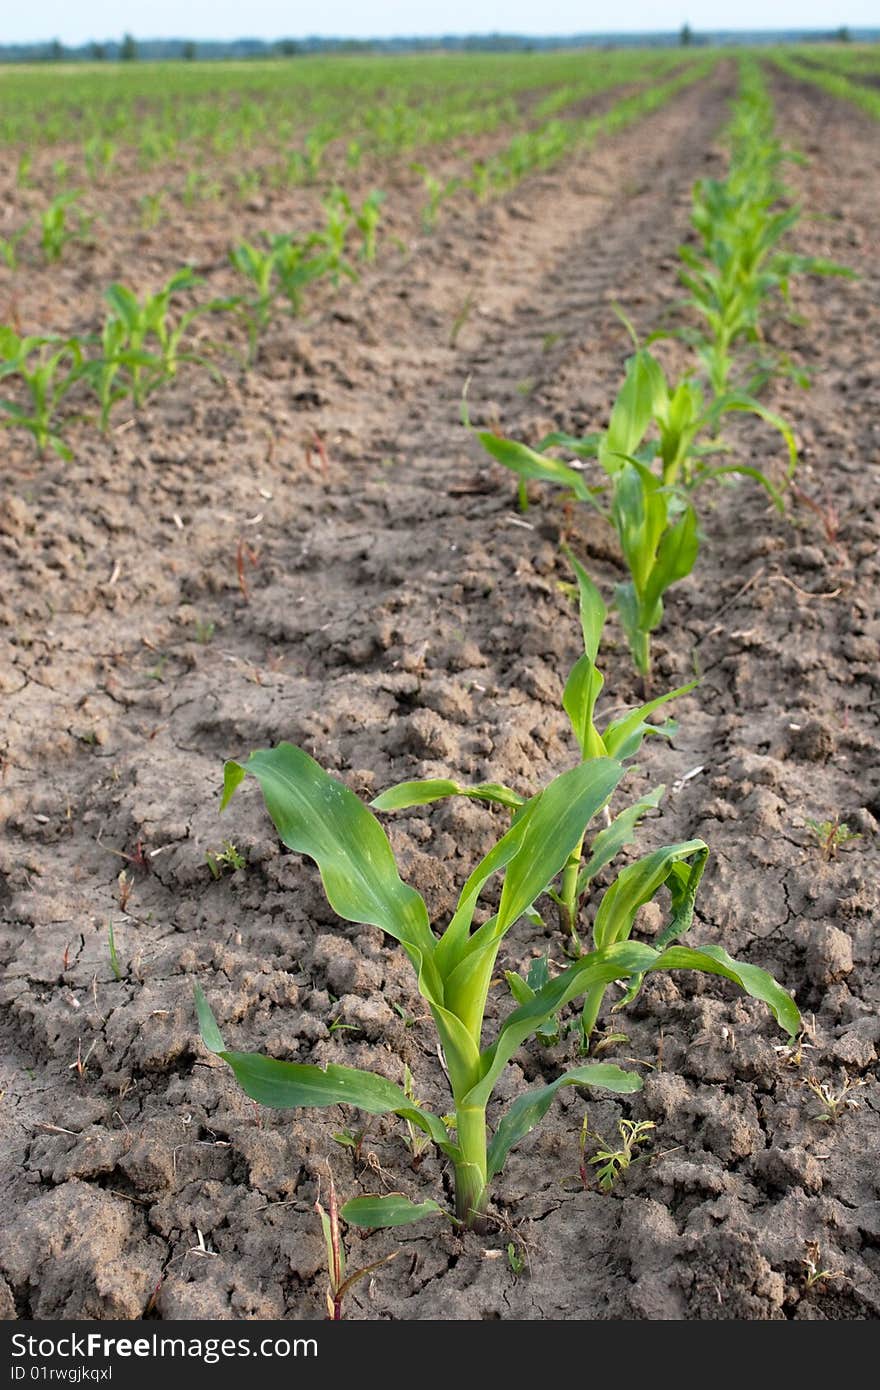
[770,50,880,120]
[0,65,714,460]
[194,56,846,1255]
[0,49,688,158]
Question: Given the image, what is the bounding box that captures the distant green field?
[0,48,691,153]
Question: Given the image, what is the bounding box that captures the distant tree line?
[3,27,876,64]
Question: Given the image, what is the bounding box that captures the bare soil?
[1,68,878,1321]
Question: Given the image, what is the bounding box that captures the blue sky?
[4,2,875,45]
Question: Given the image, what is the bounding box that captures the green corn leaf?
[611,460,669,596]
[706,391,798,479]
[340,1194,446,1229]
[441,758,625,971]
[592,840,708,951]
[504,970,533,1007]
[220,744,479,1096]
[599,350,666,476]
[478,432,592,502]
[221,744,435,960]
[566,548,607,662]
[195,985,454,1152]
[497,761,620,934]
[602,683,696,760]
[613,580,648,677]
[372,778,524,813]
[560,550,607,756]
[648,943,800,1038]
[507,955,557,1043]
[438,758,626,1038]
[468,941,660,1108]
[642,502,700,620]
[563,654,605,759]
[577,785,665,897]
[536,429,601,459]
[105,283,142,331]
[487,1063,643,1180]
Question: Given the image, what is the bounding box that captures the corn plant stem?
[453,1104,488,1228]
[560,835,585,947]
[580,982,606,1046]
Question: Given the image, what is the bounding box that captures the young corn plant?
[676,60,852,395]
[373,556,737,1050]
[40,191,89,264]
[196,721,798,1230]
[0,222,31,271]
[411,163,460,233]
[0,327,85,458]
[351,189,385,263]
[84,135,117,181]
[228,240,278,362]
[475,344,796,681]
[374,554,690,959]
[91,268,226,415]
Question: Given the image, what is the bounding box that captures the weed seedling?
[801,1241,842,1293]
[805,1072,867,1124]
[805,817,861,860]
[316,1176,397,1320]
[506,1242,526,1276]
[205,841,246,879]
[586,1117,656,1191]
[108,921,123,981]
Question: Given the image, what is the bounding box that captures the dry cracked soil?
[1,66,879,1321]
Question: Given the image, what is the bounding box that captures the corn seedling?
[676,59,853,395]
[40,191,89,264]
[90,268,226,414]
[475,341,795,680]
[228,240,278,361]
[805,817,861,860]
[196,689,798,1229]
[351,189,385,263]
[0,327,85,458]
[0,223,31,271]
[586,1116,656,1191]
[411,163,460,232]
[84,136,117,181]
[139,191,166,231]
[316,1176,397,1320]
